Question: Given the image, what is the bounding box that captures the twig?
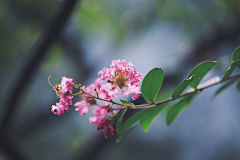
[77,73,240,110]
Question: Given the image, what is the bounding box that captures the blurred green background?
[0,0,240,159]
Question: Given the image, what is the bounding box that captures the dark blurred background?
[0,0,240,159]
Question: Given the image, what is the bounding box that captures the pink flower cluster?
[74,79,104,116]
[89,104,110,124]
[51,77,73,116]
[73,79,114,138]
[89,104,114,139]
[98,59,142,100]
[97,117,114,139]
[50,60,142,139]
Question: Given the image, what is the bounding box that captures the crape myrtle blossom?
[74,78,105,115]
[98,59,142,100]
[97,117,114,139]
[88,104,114,139]
[89,104,111,124]
[100,83,119,100]
[74,100,90,115]
[51,77,73,116]
[49,59,142,139]
[74,81,114,138]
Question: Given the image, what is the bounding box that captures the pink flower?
[81,78,106,100]
[89,104,110,124]
[122,83,141,100]
[51,98,72,116]
[103,123,114,139]
[98,59,142,100]
[61,77,73,96]
[74,100,91,115]
[98,68,114,81]
[128,67,142,84]
[97,117,114,139]
[51,76,73,116]
[51,102,65,116]
[74,79,107,115]
[100,83,119,100]
[83,79,101,96]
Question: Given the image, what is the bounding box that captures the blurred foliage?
[0,0,57,74]
[1,0,240,75]
[73,0,240,40]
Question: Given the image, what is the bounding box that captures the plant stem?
[74,73,240,110]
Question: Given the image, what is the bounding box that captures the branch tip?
[48,75,54,88]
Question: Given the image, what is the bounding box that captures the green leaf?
[110,110,122,120]
[116,109,147,143]
[140,103,168,133]
[116,103,167,143]
[210,80,236,101]
[120,99,136,108]
[172,76,195,99]
[221,59,240,82]
[166,93,197,126]
[231,46,240,68]
[187,61,217,89]
[116,109,127,132]
[237,81,240,93]
[141,68,164,103]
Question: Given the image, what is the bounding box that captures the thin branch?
[143,73,240,107]
[76,90,125,106]
[79,73,240,110]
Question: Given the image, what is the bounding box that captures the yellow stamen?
[112,69,129,89]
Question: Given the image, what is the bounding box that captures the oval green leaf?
[187,61,217,89]
[237,81,240,93]
[116,109,127,132]
[141,68,164,103]
[231,46,240,68]
[116,103,167,143]
[140,103,168,133]
[172,76,195,99]
[166,93,197,126]
[116,109,147,143]
[221,59,240,82]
